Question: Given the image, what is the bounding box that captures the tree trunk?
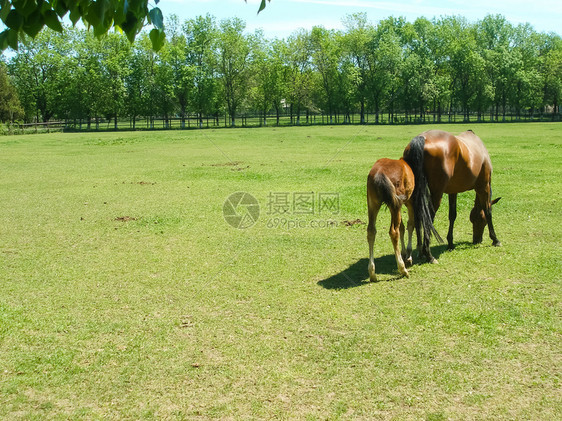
[360,101,365,124]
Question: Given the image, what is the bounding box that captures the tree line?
[1,13,561,129]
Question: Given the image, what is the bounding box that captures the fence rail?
[4,110,561,135]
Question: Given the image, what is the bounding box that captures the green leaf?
[120,12,138,42]
[245,0,269,14]
[38,0,51,13]
[149,28,165,52]
[0,0,10,22]
[68,4,80,26]
[44,10,63,32]
[5,10,23,30]
[121,26,138,43]
[148,7,163,30]
[113,0,126,25]
[12,0,37,18]
[86,0,110,30]
[0,29,10,50]
[53,0,69,18]
[6,28,18,49]
[21,10,44,37]
[85,3,101,28]
[8,27,18,50]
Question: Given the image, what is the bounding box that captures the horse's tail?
[403,135,443,243]
[371,172,400,210]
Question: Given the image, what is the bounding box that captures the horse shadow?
[317,244,450,290]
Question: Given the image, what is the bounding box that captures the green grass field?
[1,123,560,419]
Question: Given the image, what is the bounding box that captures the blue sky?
[158,0,562,38]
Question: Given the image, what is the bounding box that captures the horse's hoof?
[401,270,410,278]
[429,257,439,264]
[447,244,455,251]
[493,241,502,247]
[368,263,376,281]
[405,257,413,268]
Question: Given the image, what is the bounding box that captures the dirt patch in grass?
[120,181,157,185]
[342,219,365,227]
[114,216,137,222]
[208,161,242,167]
[206,161,249,171]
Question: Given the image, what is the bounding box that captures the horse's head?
[470,197,501,243]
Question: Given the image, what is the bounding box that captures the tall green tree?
[336,47,359,123]
[136,34,161,128]
[477,15,518,120]
[126,41,153,128]
[217,17,251,127]
[440,17,484,121]
[510,24,545,119]
[539,34,562,119]
[267,39,288,125]
[420,18,452,122]
[0,61,23,121]
[284,29,313,125]
[398,18,438,122]
[341,13,373,124]
[249,33,287,125]
[310,26,341,123]
[153,51,176,128]
[162,16,192,128]
[184,14,219,128]
[368,17,403,123]
[101,33,132,129]
[468,49,493,121]
[8,28,71,122]
[73,31,111,129]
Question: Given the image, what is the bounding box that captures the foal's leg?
[390,206,409,277]
[399,218,406,256]
[367,202,381,282]
[447,193,457,250]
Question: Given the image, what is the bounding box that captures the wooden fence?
[6,110,561,134]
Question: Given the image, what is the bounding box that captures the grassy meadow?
[0,123,560,419]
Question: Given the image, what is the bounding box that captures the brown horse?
[367,157,439,281]
[403,130,501,263]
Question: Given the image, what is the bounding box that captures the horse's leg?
[488,215,501,247]
[415,223,423,257]
[367,201,381,282]
[404,201,415,267]
[390,206,409,277]
[477,189,502,247]
[471,196,484,244]
[422,191,442,264]
[399,218,406,256]
[447,193,457,250]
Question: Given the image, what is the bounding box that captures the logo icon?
[223,192,260,229]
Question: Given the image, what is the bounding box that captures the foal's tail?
[403,136,443,243]
[371,172,401,210]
